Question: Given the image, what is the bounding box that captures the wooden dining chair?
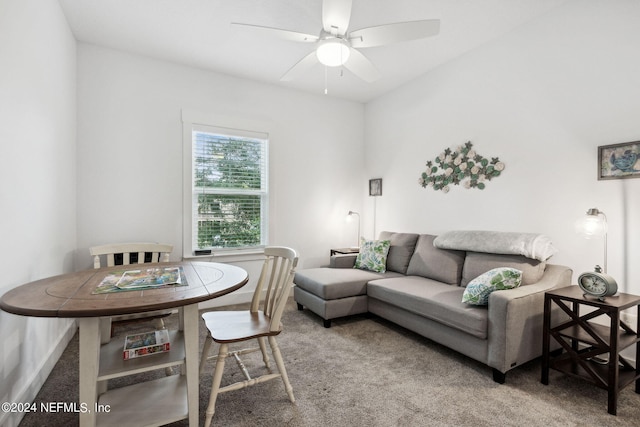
[199,246,298,427]
[89,242,174,343]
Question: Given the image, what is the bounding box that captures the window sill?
[183,248,265,263]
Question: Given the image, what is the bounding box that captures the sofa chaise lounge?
[293,231,572,383]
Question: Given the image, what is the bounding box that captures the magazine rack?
[93,313,191,425]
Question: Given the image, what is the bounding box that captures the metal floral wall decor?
[419,141,505,192]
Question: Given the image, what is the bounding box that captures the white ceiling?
[58,0,568,103]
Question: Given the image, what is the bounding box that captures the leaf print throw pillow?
[462,267,522,305]
[354,238,391,273]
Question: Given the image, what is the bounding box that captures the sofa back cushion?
[461,252,546,287]
[406,234,466,285]
[378,231,420,274]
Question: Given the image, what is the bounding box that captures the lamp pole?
[348,211,360,248]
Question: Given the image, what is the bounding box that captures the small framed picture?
[369,178,382,196]
[598,141,640,180]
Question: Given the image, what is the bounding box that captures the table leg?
[608,310,621,415]
[541,294,551,385]
[78,317,100,427]
[182,304,199,426]
[636,305,640,394]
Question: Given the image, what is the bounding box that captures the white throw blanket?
[433,230,558,262]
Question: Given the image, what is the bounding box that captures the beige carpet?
[19,299,640,426]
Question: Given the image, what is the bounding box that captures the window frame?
[182,111,270,258]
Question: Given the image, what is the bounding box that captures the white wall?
[76,44,365,301]
[0,0,77,426]
[364,0,640,295]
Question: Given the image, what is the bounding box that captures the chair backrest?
[250,246,298,333]
[89,243,174,269]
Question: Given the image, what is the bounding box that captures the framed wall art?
[598,141,640,180]
[369,178,382,196]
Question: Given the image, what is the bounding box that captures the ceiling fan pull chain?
[324,66,328,95]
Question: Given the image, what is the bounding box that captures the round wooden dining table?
[0,261,249,427]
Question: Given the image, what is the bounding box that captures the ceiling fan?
[232,0,440,86]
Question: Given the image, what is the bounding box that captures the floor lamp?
[369,178,382,239]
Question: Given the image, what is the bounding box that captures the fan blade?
[322,0,352,36]
[349,19,440,48]
[232,23,318,43]
[280,51,319,81]
[344,48,380,83]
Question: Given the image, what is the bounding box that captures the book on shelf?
[123,330,171,360]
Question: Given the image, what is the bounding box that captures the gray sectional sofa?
[293,231,572,383]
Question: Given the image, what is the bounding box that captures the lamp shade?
[574,208,607,238]
[574,207,608,273]
[317,39,350,67]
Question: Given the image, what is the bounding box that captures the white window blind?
[190,124,268,252]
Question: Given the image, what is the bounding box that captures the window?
[183,120,268,255]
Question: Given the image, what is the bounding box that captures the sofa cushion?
[378,231,420,274]
[367,276,488,339]
[294,268,403,300]
[354,238,391,272]
[462,267,523,305]
[405,234,466,285]
[461,252,545,287]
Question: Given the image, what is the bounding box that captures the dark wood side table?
[541,285,640,415]
[330,247,359,256]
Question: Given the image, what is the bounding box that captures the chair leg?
[200,335,214,374]
[159,316,171,376]
[258,336,271,370]
[153,317,165,330]
[268,336,295,403]
[99,318,112,345]
[204,343,229,427]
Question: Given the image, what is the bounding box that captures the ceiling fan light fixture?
[316,38,350,67]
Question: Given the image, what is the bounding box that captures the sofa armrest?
[329,254,357,268]
[487,263,573,374]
